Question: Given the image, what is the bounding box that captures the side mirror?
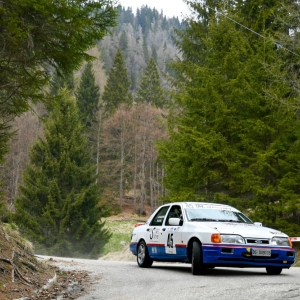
[168,218,183,226]
[254,222,262,226]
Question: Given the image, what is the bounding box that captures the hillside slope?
[0,223,90,300]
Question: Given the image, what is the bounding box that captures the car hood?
[202,222,287,238]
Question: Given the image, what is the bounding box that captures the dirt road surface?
[42,256,300,300]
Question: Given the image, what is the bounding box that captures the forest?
[1,0,300,258]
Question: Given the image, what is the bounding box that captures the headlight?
[271,237,291,246]
[221,234,245,244]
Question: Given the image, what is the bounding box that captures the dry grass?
[100,207,148,260]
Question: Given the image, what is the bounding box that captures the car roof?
[162,202,239,211]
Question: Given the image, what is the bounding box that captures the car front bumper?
[202,244,296,268]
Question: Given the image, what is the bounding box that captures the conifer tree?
[151,45,158,64]
[0,184,9,222]
[136,57,166,108]
[0,0,117,165]
[102,49,132,114]
[76,62,100,128]
[14,89,110,258]
[158,0,300,235]
[50,72,75,96]
[143,36,149,62]
[119,31,128,53]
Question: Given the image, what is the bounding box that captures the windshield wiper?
[219,219,243,223]
[190,218,219,222]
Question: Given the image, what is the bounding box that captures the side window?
[166,205,182,226]
[150,206,170,226]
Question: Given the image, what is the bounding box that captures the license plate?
[252,249,271,257]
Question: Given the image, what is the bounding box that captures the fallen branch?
[0,257,32,285]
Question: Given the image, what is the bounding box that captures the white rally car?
[129,202,296,275]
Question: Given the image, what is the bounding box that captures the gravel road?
[42,256,300,300]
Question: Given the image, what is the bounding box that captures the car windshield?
[185,208,253,224]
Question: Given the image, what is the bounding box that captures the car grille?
[246,238,270,245]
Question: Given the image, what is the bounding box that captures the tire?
[137,240,153,268]
[266,267,282,275]
[191,240,205,275]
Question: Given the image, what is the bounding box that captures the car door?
[146,205,170,257]
[158,204,186,260]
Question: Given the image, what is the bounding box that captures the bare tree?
[101,104,135,210]
[133,103,167,214]
[100,103,167,214]
[3,107,44,211]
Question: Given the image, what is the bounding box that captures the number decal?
[166,233,176,254]
[149,228,159,242]
[167,233,174,248]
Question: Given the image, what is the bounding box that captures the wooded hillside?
[1,0,300,259]
[99,6,184,91]
[1,4,181,222]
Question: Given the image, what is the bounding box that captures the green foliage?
[143,36,149,62]
[102,49,132,114]
[136,6,152,35]
[76,62,100,128]
[293,243,300,267]
[99,5,183,93]
[0,120,14,166]
[116,6,135,28]
[14,89,110,258]
[99,46,110,73]
[119,31,128,53]
[0,0,117,164]
[151,45,158,64]
[158,0,300,236]
[0,188,10,223]
[50,72,75,96]
[135,57,166,108]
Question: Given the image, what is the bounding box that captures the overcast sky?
[118,0,191,20]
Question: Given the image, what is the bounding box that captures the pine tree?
[0,0,117,165]
[102,49,132,114]
[119,31,128,53]
[76,62,100,128]
[151,45,158,64]
[143,36,149,62]
[136,57,166,108]
[14,89,110,258]
[50,72,75,96]
[0,182,9,222]
[158,0,300,235]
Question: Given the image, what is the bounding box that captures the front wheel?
[191,240,205,275]
[266,267,282,275]
[137,240,153,268]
